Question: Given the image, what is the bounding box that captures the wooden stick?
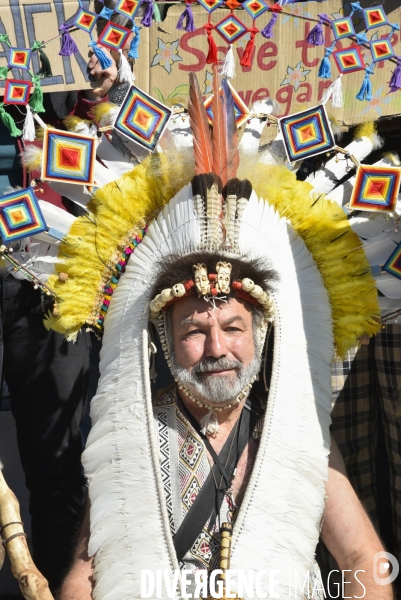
[0,471,54,600]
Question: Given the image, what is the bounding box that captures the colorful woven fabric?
[42,129,96,186]
[215,14,247,44]
[384,244,401,280]
[74,9,98,33]
[3,79,32,105]
[204,83,250,128]
[370,39,394,63]
[197,0,223,13]
[98,21,132,51]
[333,46,365,74]
[8,48,31,70]
[114,85,172,151]
[349,165,401,212]
[0,188,47,243]
[363,6,388,30]
[115,0,141,19]
[332,17,355,41]
[279,105,335,163]
[242,0,268,20]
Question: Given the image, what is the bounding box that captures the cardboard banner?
[0,0,400,125]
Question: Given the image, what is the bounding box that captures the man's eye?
[185,329,202,337]
[225,327,241,332]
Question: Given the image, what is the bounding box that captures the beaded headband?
[149,261,274,321]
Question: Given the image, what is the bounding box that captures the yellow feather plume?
[48,149,194,337]
[247,164,380,357]
[63,115,92,131]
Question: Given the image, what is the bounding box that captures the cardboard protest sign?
[0,0,399,125]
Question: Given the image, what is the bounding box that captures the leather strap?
[173,398,259,562]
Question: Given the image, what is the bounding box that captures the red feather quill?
[188,72,213,174]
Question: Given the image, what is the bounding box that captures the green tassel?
[0,66,9,78]
[0,103,21,137]
[0,34,10,46]
[32,41,52,77]
[153,2,162,22]
[29,76,45,113]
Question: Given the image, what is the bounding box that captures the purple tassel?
[261,13,278,39]
[140,0,154,27]
[176,2,195,32]
[306,15,326,46]
[389,57,401,90]
[59,23,78,57]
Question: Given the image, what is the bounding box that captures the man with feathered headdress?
[39,71,393,600]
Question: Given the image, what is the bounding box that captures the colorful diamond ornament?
[42,129,96,186]
[98,21,132,51]
[349,165,401,213]
[114,85,172,152]
[0,188,47,243]
[242,0,269,20]
[279,105,335,163]
[74,9,98,33]
[363,6,388,30]
[332,17,355,41]
[8,48,31,70]
[333,46,365,74]
[196,0,223,13]
[370,39,394,63]
[115,0,141,19]
[215,14,247,44]
[204,83,250,128]
[384,243,401,280]
[4,79,32,105]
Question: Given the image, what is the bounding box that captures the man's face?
[170,296,260,406]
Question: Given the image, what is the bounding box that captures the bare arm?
[321,435,393,599]
[58,499,94,600]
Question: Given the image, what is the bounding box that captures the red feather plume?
[188,72,213,175]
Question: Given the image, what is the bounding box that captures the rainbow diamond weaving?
[370,39,394,63]
[8,48,31,70]
[384,243,401,280]
[242,0,268,20]
[74,9,98,33]
[0,188,47,243]
[114,85,172,152]
[279,105,335,163]
[333,46,365,74]
[332,17,355,41]
[349,165,401,213]
[42,129,96,186]
[98,21,131,51]
[197,0,223,13]
[363,6,388,30]
[4,79,32,105]
[204,83,250,128]
[115,0,141,19]
[215,14,247,44]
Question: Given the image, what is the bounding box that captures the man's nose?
[205,328,228,358]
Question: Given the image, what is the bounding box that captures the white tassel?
[321,74,343,108]
[117,49,135,85]
[22,104,36,142]
[200,409,219,436]
[219,45,235,80]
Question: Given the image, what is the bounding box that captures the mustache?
[192,357,242,375]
